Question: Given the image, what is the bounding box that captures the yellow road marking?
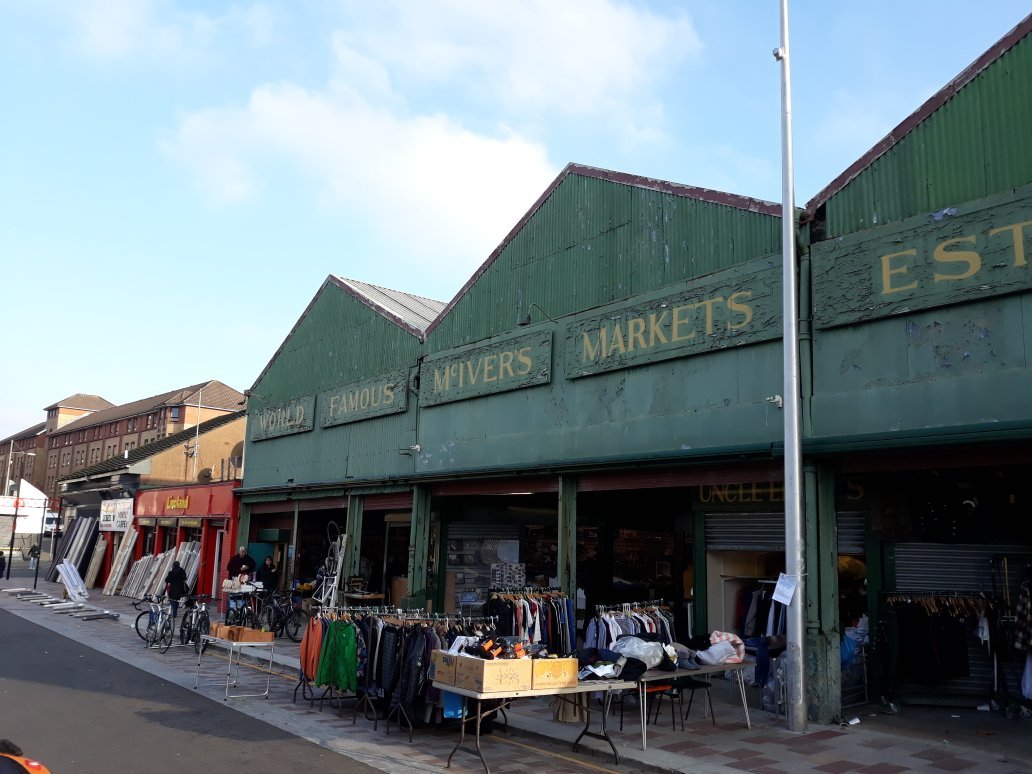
[491,735,619,774]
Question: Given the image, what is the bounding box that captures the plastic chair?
[612,684,678,731]
[648,683,684,731]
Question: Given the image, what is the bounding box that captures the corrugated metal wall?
[705,510,865,554]
[244,282,423,489]
[821,33,1032,238]
[426,173,782,352]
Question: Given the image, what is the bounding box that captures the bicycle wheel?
[285,608,306,642]
[135,610,151,641]
[259,605,277,634]
[225,606,239,626]
[145,618,159,648]
[241,606,258,629]
[179,614,193,646]
[159,617,175,653]
[194,612,210,655]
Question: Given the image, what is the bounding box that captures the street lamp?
[5,451,35,580]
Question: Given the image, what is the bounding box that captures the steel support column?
[557,475,577,597]
[344,496,363,580]
[407,485,432,608]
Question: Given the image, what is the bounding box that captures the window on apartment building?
[170,407,181,420]
[127,418,136,432]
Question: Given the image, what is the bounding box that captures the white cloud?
[65,0,273,61]
[164,1,706,275]
[165,82,557,272]
[337,0,702,120]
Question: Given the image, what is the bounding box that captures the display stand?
[436,679,634,774]
[635,663,751,751]
[195,636,275,700]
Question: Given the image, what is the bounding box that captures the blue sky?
[1,1,1029,440]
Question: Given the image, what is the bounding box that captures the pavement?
[3,561,1032,774]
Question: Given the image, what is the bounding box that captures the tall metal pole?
[776,0,807,732]
[33,498,47,590]
[2,439,13,496]
[5,460,24,580]
[192,383,203,479]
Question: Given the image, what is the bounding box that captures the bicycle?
[224,588,260,629]
[179,595,214,653]
[258,591,308,642]
[132,594,157,641]
[144,596,175,653]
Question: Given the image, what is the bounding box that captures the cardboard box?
[453,655,533,693]
[209,623,230,640]
[532,657,579,689]
[429,650,457,686]
[236,628,275,643]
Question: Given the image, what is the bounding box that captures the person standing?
[164,560,188,618]
[28,544,40,571]
[256,555,279,594]
[226,545,257,580]
[0,551,6,580]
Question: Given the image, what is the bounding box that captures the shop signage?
[166,496,189,510]
[136,518,156,526]
[565,258,781,379]
[99,498,133,532]
[249,395,315,441]
[179,518,202,528]
[157,517,178,527]
[697,482,784,504]
[812,187,1032,329]
[419,332,552,407]
[320,370,408,428]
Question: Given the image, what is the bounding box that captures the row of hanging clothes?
[730,578,786,639]
[583,600,676,650]
[881,591,989,688]
[297,605,499,727]
[483,587,576,657]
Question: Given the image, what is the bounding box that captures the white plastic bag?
[695,640,737,665]
[611,637,665,668]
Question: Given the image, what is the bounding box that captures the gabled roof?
[56,380,244,433]
[58,410,245,482]
[44,394,114,412]
[0,423,46,446]
[332,277,445,334]
[806,12,1032,213]
[424,163,782,337]
[250,276,445,391]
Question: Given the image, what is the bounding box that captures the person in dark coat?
[165,561,188,618]
[256,556,279,595]
[226,546,257,580]
[0,551,6,579]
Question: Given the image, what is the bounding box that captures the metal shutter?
[705,511,785,551]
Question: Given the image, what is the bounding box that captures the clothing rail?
[489,586,564,594]
[594,598,667,612]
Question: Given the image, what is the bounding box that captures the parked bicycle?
[144,595,175,653]
[258,591,307,642]
[224,588,260,629]
[132,594,158,641]
[179,594,214,653]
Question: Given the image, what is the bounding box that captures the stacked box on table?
[236,627,274,643]
[453,655,533,692]
[209,623,231,640]
[430,650,458,686]
[531,657,579,689]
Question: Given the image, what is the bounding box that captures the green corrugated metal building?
[237,13,1032,725]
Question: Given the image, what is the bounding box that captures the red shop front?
[134,481,241,598]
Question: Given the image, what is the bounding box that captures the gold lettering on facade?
[933,235,980,282]
[326,382,397,420]
[580,294,756,365]
[880,249,919,294]
[258,404,307,432]
[431,346,535,396]
[877,218,1031,296]
[166,496,189,510]
[697,482,784,503]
